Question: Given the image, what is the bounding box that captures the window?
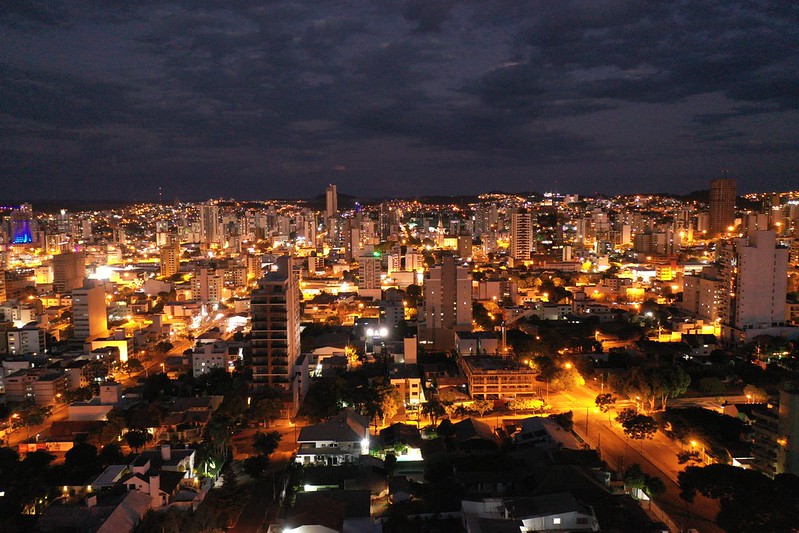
[553,518,561,525]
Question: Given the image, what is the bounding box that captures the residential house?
[296,409,370,466]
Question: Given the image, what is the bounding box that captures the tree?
[124,429,148,452]
[549,366,585,391]
[653,366,691,411]
[595,393,616,413]
[12,405,52,438]
[205,415,234,460]
[154,341,174,354]
[252,431,282,457]
[61,386,94,404]
[624,464,666,498]
[63,442,100,484]
[698,376,726,395]
[253,397,283,427]
[122,358,144,376]
[472,399,493,417]
[242,455,268,479]
[616,408,658,442]
[422,398,446,427]
[743,384,768,403]
[99,442,126,466]
[623,365,690,412]
[384,453,397,477]
[507,398,545,411]
[679,464,799,532]
[83,360,110,388]
[377,383,403,424]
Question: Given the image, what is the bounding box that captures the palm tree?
[422,398,446,427]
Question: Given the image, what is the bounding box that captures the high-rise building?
[53,252,86,293]
[249,256,301,398]
[719,230,788,334]
[191,267,225,304]
[709,178,737,237]
[777,388,799,476]
[358,254,382,300]
[509,211,533,264]
[159,234,181,278]
[326,184,338,220]
[72,281,108,341]
[680,266,723,321]
[199,203,219,246]
[0,269,6,303]
[421,255,472,350]
[10,204,35,245]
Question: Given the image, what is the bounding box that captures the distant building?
[326,184,338,219]
[509,211,533,264]
[191,267,224,304]
[358,254,382,300]
[198,203,219,246]
[159,234,181,278]
[681,266,723,321]
[709,178,736,237]
[53,252,86,293]
[73,281,108,341]
[420,255,472,350]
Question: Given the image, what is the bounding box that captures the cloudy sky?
[2,1,798,201]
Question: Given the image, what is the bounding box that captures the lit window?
[553,518,561,525]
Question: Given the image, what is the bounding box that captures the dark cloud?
[403,0,457,33]
[0,0,798,200]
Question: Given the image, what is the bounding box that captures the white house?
[296,409,370,466]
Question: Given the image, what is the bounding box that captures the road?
[5,403,69,448]
[554,384,723,533]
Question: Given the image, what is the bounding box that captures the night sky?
[2,1,798,202]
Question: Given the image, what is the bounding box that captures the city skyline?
[2,1,798,201]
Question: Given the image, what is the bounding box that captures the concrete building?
[719,230,789,339]
[199,203,219,246]
[777,388,799,476]
[509,211,533,264]
[192,341,241,378]
[751,403,779,478]
[72,281,108,341]
[709,178,737,237]
[191,267,225,304]
[6,323,46,354]
[53,252,86,293]
[295,409,369,466]
[358,254,382,300]
[159,234,181,278]
[250,256,301,401]
[326,184,338,220]
[681,266,723,321]
[420,255,472,350]
[458,356,536,400]
[33,371,70,406]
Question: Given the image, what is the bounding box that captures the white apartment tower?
[720,230,788,333]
